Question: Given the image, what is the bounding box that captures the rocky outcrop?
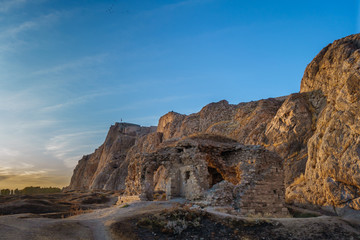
[68,123,156,191]
[69,33,360,213]
[157,98,286,144]
[287,34,360,210]
[156,96,310,186]
[264,92,321,185]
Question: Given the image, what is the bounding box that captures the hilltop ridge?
[69,33,360,215]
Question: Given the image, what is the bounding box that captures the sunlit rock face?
[287,34,360,210]
[156,96,312,188]
[124,134,287,217]
[69,33,360,212]
[68,123,156,191]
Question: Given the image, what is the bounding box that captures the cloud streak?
[40,91,109,112]
[0,11,65,55]
[32,54,107,76]
[45,130,106,168]
[0,0,27,13]
[1,12,60,39]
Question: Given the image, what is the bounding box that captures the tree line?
[0,186,61,195]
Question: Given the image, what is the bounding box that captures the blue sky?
[0,0,358,188]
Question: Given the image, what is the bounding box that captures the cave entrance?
[208,167,224,187]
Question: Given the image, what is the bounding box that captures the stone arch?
[141,161,161,201]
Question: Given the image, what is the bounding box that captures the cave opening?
[208,167,224,187]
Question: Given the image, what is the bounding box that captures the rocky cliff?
[69,123,156,191]
[69,33,360,213]
[287,34,360,210]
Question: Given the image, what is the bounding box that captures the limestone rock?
[207,98,285,145]
[124,134,287,216]
[205,180,235,206]
[68,123,156,191]
[157,111,185,140]
[68,33,360,214]
[289,34,360,209]
[157,99,286,145]
[264,93,318,186]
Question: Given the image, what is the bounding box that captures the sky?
[0,0,358,189]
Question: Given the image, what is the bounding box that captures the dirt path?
[0,200,181,240]
[0,200,359,240]
[72,200,182,240]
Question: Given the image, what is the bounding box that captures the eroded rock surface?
[69,33,360,213]
[68,123,156,191]
[288,34,360,209]
[124,134,287,216]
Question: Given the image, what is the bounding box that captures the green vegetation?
[0,186,61,195]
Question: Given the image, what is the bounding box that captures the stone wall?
[237,166,288,217]
[125,134,288,216]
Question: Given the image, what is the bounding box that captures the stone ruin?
[125,134,289,217]
[69,34,360,215]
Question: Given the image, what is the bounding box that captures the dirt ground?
[0,192,359,240]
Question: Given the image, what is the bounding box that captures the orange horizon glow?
[0,174,70,190]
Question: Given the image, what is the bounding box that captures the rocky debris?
[288,34,360,210]
[68,123,156,191]
[205,180,235,206]
[109,203,360,240]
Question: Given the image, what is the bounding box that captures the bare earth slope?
[0,200,359,240]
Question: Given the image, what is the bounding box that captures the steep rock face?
[156,96,311,186]
[157,112,185,140]
[264,93,321,185]
[68,33,360,212]
[68,123,156,191]
[288,34,360,209]
[157,99,285,145]
[207,98,285,145]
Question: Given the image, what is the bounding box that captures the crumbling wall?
[125,134,288,216]
[236,165,288,217]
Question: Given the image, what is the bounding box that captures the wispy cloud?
[32,54,107,76]
[0,88,43,112]
[0,0,27,13]
[1,12,60,38]
[40,90,109,112]
[1,20,37,39]
[0,161,48,176]
[45,130,105,168]
[0,11,66,55]
[0,148,20,157]
[0,173,70,188]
